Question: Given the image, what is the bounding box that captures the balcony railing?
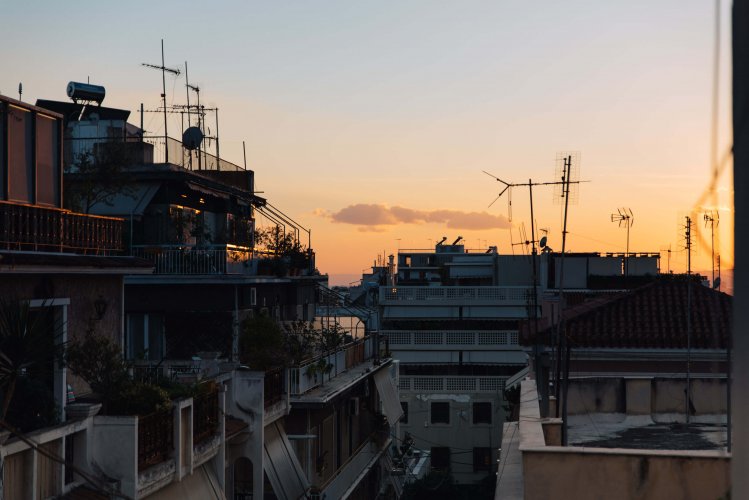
[63,136,244,172]
[264,367,286,408]
[193,390,220,445]
[379,286,533,305]
[138,408,174,471]
[399,375,507,393]
[289,336,375,396]
[0,201,124,254]
[382,330,520,348]
[132,244,254,275]
[143,136,244,172]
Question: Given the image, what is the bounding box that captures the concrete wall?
[92,416,138,498]
[563,377,728,417]
[514,380,731,500]
[522,448,730,500]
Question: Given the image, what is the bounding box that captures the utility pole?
[142,39,180,162]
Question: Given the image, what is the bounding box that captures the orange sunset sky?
[2,1,733,286]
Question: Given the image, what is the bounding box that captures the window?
[400,402,408,424]
[126,313,164,360]
[473,447,492,472]
[431,447,450,470]
[431,402,450,424]
[473,402,492,424]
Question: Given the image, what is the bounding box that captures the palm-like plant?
[0,299,58,423]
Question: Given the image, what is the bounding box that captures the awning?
[89,182,159,216]
[263,421,309,500]
[150,464,225,499]
[505,365,530,391]
[373,368,403,426]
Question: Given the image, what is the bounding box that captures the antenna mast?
[684,215,693,423]
[611,208,634,277]
[142,39,181,162]
[704,211,719,288]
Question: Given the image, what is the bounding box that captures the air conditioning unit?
[349,397,360,416]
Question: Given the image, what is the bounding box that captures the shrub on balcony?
[239,314,286,371]
[66,329,130,404]
[107,382,172,416]
[67,330,172,416]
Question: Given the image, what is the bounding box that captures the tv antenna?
[610,208,634,276]
[142,39,181,162]
[484,151,585,431]
[660,244,672,274]
[704,211,719,289]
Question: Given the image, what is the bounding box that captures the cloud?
[317,203,511,231]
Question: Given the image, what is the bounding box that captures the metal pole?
[185,61,191,131]
[528,181,547,416]
[140,103,144,138]
[559,155,573,445]
[161,39,169,163]
[215,108,220,165]
[686,216,692,423]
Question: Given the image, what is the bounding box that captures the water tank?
[66,82,106,104]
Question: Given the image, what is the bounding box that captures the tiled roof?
[531,278,731,349]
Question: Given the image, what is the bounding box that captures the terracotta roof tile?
[529,278,730,349]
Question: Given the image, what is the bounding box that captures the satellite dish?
[539,236,547,249]
[713,277,721,289]
[182,126,204,150]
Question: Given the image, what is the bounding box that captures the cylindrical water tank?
[66,82,106,104]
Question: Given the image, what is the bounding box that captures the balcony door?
[126,313,164,361]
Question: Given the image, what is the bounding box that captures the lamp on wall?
[94,296,108,320]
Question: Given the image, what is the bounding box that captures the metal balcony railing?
[193,390,220,445]
[0,201,124,254]
[379,286,533,304]
[63,136,244,172]
[131,244,254,274]
[138,408,174,471]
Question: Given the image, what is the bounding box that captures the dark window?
[473,447,492,472]
[431,447,450,470]
[431,402,450,424]
[400,402,408,424]
[473,402,492,424]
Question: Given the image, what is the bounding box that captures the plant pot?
[65,402,103,420]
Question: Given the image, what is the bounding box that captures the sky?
[2,1,733,286]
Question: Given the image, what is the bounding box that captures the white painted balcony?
[383,329,519,350]
[379,286,533,306]
[399,375,507,393]
[288,336,375,397]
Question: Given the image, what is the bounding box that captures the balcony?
[379,286,533,305]
[383,329,520,350]
[131,244,254,275]
[399,375,507,393]
[0,200,124,254]
[288,335,376,397]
